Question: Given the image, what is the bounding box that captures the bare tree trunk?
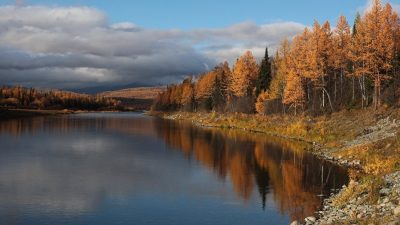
[322,76,325,109]
[377,75,381,109]
[352,76,355,102]
[373,76,380,110]
[340,69,343,101]
[334,72,337,103]
[358,76,366,109]
[322,87,334,112]
[363,75,367,107]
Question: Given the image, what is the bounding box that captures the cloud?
[0,5,305,90]
[111,22,141,31]
[359,0,400,14]
[191,21,305,62]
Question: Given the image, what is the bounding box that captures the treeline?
[0,86,121,110]
[153,0,400,115]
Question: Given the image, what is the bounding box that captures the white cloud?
[359,0,400,14]
[0,5,305,90]
[111,22,141,31]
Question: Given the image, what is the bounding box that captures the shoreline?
[0,108,75,121]
[0,108,147,121]
[149,110,400,225]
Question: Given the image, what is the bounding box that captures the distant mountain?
[69,83,155,94]
[99,86,166,100]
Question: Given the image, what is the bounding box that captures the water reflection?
[0,113,348,224]
[154,120,348,221]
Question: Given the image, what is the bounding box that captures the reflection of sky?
[0,113,288,225]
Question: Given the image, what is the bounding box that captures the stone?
[394,206,400,216]
[384,197,390,204]
[386,219,400,225]
[326,218,334,224]
[380,188,391,196]
[290,220,301,225]
[305,216,316,225]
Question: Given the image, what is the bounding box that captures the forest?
[0,86,121,111]
[152,0,400,115]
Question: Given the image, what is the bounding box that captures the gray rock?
[290,220,301,225]
[380,188,391,196]
[305,216,316,225]
[386,219,400,225]
[393,206,400,216]
[384,197,390,204]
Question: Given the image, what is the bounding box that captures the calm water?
[0,113,348,225]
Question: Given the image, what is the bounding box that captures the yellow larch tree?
[229,51,260,97]
[333,15,351,102]
[363,0,397,108]
[283,69,305,115]
[270,38,290,100]
[255,91,270,115]
[307,20,334,111]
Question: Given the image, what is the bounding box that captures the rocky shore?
[290,172,400,225]
[291,117,400,225]
[315,172,400,225]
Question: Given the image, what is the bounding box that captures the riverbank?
[150,109,400,225]
[0,108,147,121]
[0,108,75,121]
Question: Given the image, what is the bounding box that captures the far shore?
[0,108,147,121]
[0,108,75,120]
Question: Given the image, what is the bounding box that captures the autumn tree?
[363,0,398,108]
[212,62,231,111]
[288,28,312,109]
[307,21,334,111]
[195,72,216,111]
[226,51,259,113]
[262,39,290,114]
[270,39,290,101]
[255,91,270,115]
[332,15,351,103]
[350,12,370,107]
[220,61,231,98]
[283,70,305,115]
[180,77,195,111]
[230,51,259,97]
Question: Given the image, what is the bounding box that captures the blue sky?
[0,0,399,89]
[0,0,389,29]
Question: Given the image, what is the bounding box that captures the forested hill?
[0,86,121,111]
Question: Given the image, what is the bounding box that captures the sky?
[0,0,399,91]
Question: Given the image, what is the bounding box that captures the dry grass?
[331,175,384,209]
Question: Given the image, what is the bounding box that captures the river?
[0,112,348,225]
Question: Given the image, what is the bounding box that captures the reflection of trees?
[229,153,254,200]
[155,120,348,221]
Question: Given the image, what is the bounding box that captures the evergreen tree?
[353,12,361,36]
[255,47,272,96]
